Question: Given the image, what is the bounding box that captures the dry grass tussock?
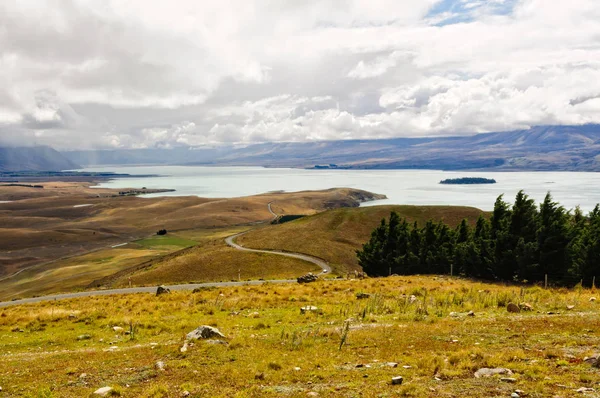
[1,275,599,397]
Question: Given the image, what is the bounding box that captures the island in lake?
[440,177,497,185]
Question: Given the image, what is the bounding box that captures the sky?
[1,0,600,150]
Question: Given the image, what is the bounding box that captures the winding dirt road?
[0,201,332,308]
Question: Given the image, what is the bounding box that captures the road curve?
[0,279,296,308]
[224,232,331,274]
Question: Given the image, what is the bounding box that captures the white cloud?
[1,0,600,149]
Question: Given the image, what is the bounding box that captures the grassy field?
[100,240,319,288]
[238,205,486,274]
[0,248,162,301]
[1,276,599,397]
[134,235,199,250]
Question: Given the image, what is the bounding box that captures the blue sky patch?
[426,0,519,26]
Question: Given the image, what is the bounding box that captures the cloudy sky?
[1,0,600,149]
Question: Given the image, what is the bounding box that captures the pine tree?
[537,193,571,284]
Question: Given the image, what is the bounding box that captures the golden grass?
[0,248,162,301]
[238,205,486,274]
[105,240,319,288]
[1,276,599,397]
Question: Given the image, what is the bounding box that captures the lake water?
[81,166,600,212]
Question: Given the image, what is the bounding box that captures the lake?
[81,166,600,212]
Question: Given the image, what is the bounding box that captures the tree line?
[357,191,600,286]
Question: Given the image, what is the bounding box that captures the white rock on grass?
[186,326,226,340]
[391,376,404,385]
[93,386,114,396]
[474,367,513,378]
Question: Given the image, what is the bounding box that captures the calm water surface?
[81,166,600,212]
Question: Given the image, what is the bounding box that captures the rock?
[507,303,521,313]
[356,292,371,299]
[156,285,171,296]
[297,273,319,284]
[294,367,301,371]
[501,377,517,383]
[77,334,91,340]
[391,376,404,385]
[182,392,190,397]
[584,354,599,366]
[511,393,520,398]
[186,326,226,340]
[514,390,526,397]
[69,313,77,319]
[156,361,166,371]
[300,306,321,314]
[590,297,597,302]
[576,387,595,393]
[249,311,260,318]
[79,373,87,379]
[180,341,188,353]
[409,295,417,303]
[467,310,475,317]
[386,362,398,368]
[307,393,319,397]
[93,387,114,396]
[567,305,575,310]
[112,326,124,333]
[11,327,24,333]
[474,367,513,378]
[403,365,412,369]
[519,302,533,311]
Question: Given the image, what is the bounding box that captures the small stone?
[409,295,417,303]
[511,393,520,398]
[249,311,260,318]
[391,376,403,385]
[180,342,188,352]
[294,367,301,371]
[356,293,371,299]
[156,285,171,296]
[576,387,595,393]
[567,305,575,310]
[300,306,321,314]
[467,310,475,317]
[77,334,91,340]
[355,364,365,368]
[156,361,166,371]
[449,312,460,317]
[79,373,87,379]
[501,377,517,383]
[69,314,77,319]
[93,387,114,396]
[307,393,319,397]
[386,362,398,368]
[590,297,597,302]
[474,367,513,378]
[112,326,124,333]
[403,365,412,369]
[182,392,190,397]
[507,303,521,313]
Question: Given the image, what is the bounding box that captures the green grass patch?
[134,235,199,249]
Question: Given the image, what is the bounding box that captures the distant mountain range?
[64,125,600,171]
[3,125,600,172]
[0,146,80,172]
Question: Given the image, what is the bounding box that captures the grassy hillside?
[1,276,598,397]
[0,185,378,280]
[92,239,319,289]
[238,205,487,274]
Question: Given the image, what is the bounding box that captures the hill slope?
[237,205,486,274]
[0,146,80,171]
